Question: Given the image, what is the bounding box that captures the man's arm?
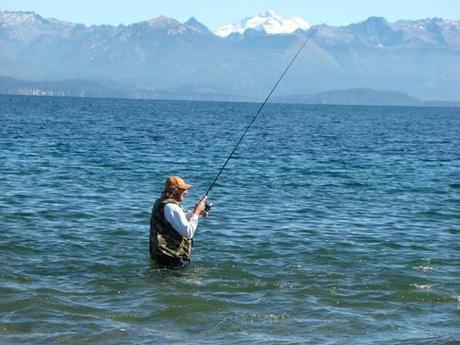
[164,203,199,239]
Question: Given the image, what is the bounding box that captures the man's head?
[163,176,192,202]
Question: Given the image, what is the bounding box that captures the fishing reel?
[204,201,213,213]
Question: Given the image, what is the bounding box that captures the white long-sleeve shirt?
[163,203,199,239]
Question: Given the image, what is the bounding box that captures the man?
[149,176,207,267]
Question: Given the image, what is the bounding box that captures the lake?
[0,94,459,344]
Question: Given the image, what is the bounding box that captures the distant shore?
[1,78,459,108]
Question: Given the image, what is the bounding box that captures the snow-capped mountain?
[0,10,44,25]
[215,9,310,37]
[0,10,72,27]
[1,9,460,101]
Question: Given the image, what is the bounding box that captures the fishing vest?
[149,198,192,262]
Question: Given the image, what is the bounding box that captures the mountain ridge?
[1,9,459,102]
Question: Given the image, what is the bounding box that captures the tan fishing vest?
[149,198,192,261]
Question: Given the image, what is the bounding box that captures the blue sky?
[1,0,459,29]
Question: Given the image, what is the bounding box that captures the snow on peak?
[215,9,310,37]
[0,10,44,25]
[0,10,75,28]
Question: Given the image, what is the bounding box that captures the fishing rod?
[204,28,317,207]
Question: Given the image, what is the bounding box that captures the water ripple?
[0,96,459,343]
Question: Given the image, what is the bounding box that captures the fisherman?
[149,176,207,267]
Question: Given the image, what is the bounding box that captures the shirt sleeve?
[163,203,199,239]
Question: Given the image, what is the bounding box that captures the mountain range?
[0,9,459,103]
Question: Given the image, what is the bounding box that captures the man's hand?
[193,196,207,217]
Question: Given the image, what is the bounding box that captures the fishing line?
[204,28,317,197]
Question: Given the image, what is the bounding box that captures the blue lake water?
[0,94,459,344]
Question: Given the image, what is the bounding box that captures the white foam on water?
[411,283,438,290]
[412,265,435,272]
